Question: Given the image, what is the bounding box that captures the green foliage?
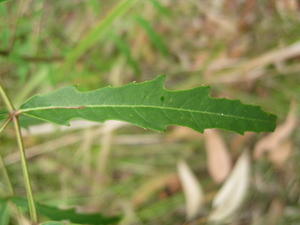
[40,222,82,225]
[1,1,294,224]
[41,222,80,225]
[40,222,66,225]
[10,197,120,225]
[18,75,276,134]
[150,0,172,17]
[0,200,9,225]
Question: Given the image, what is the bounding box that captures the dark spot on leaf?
[160,96,165,102]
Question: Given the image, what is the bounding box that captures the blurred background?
[0,0,300,224]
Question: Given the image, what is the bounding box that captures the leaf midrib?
[19,104,272,123]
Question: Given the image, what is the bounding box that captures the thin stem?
[13,116,38,222]
[0,118,11,134]
[0,83,38,222]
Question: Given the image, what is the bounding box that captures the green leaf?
[18,75,276,134]
[40,222,65,225]
[40,222,64,225]
[19,114,45,128]
[11,197,120,225]
[41,221,79,225]
[0,199,9,225]
[150,0,172,17]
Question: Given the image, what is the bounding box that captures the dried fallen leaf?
[204,129,232,183]
[177,160,204,220]
[254,102,297,159]
[209,151,251,222]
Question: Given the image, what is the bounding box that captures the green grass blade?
[0,200,9,225]
[41,222,80,225]
[150,0,172,17]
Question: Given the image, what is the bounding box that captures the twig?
[208,41,300,83]
[5,121,127,165]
